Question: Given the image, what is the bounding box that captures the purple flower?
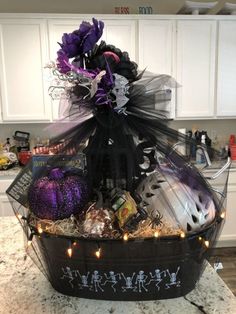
[58,18,104,58]
[60,33,81,58]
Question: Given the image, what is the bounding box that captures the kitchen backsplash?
[0,124,51,149]
[0,120,236,150]
[170,119,236,150]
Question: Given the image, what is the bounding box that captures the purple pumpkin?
[28,168,89,220]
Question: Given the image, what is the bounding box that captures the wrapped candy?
[83,204,114,237]
[111,190,137,228]
[111,190,148,231]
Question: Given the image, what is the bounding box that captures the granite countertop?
[0,166,21,177]
[0,217,236,314]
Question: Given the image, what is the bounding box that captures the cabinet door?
[102,19,137,62]
[0,195,14,216]
[0,88,2,122]
[0,19,51,121]
[217,21,236,117]
[176,20,216,118]
[0,177,14,217]
[139,20,173,75]
[220,185,236,245]
[139,20,175,118]
[48,19,83,120]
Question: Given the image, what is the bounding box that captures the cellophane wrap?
[6,18,230,299]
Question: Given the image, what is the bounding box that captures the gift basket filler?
[7,18,231,301]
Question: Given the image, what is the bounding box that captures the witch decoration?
[7,18,230,300]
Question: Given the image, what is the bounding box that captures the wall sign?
[114,7,130,14]
[138,6,153,14]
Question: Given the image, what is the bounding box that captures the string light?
[95,247,101,259]
[154,231,159,238]
[27,233,34,247]
[123,233,129,241]
[17,214,27,221]
[37,225,43,234]
[180,231,186,238]
[72,241,77,246]
[67,247,73,258]
[220,212,226,219]
[198,236,210,248]
[204,240,210,248]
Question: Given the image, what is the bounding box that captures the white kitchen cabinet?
[102,19,136,63]
[217,21,236,117]
[0,89,2,122]
[204,167,236,247]
[219,170,236,246]
[139,20,173,76]
[0,14,236,123]
[0,177,14,216]
[139,20,175,118]
[176,20,216,119]
[0,19,51,122]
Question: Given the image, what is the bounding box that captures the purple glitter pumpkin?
[28,168,89,220]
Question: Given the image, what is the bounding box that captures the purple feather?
[56,49,71,74]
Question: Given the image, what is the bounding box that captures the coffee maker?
[13,131,30,152]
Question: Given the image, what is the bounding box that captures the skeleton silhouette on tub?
[121,273,137,292]
[102,271,121,292]
[60,266,77,288]
[91,270,104,292]
[165,267,181,289]
[135,270,148,292]
[148,269,166,291]
[77,271,91,290]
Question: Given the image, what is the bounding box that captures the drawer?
[0,179,14,193]
[202,167,236,187]
[0,195,14,216]
[228,170,236,185]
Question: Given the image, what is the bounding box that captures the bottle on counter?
[200,134,206,163]
[229,134,236,160]
[196,134,205,164]
[190,128,200,159]
[3,138,11,152]
[186,130,192,160]
[229,134,235,146]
